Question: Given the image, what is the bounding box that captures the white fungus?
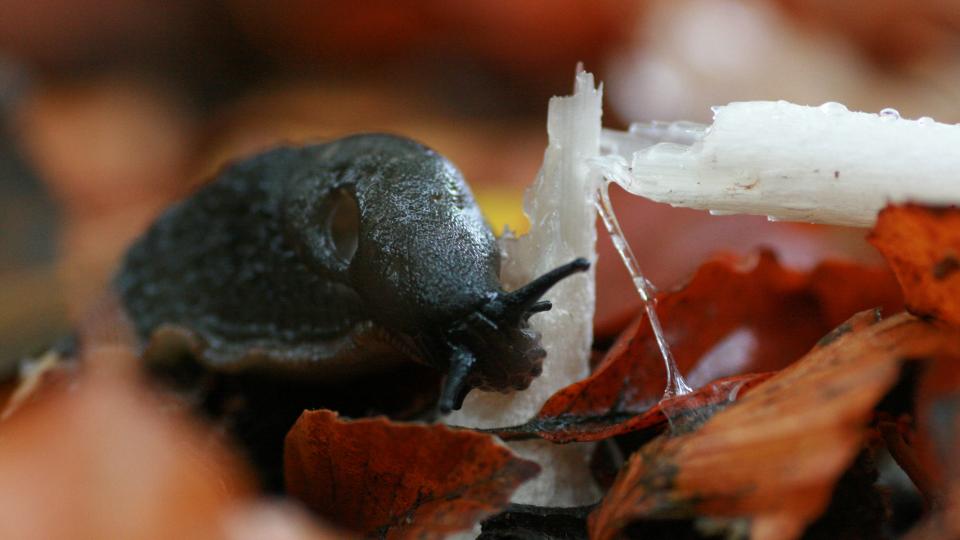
[444,71,602,507]
[599,100,960,227]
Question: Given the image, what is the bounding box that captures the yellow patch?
[473,187,529,236]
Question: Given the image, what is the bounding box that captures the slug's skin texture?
[113,134,587,411]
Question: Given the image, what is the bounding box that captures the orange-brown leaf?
[870,203,960,325]
[0,348,253,540]
[589,311,960,540]
[284,410,540,540]
[500,252,901,442]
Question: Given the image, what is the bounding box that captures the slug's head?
[438,257,590,413]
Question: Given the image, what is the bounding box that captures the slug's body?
[114,134,586,411]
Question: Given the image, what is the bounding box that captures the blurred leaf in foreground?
[0,348,254,540]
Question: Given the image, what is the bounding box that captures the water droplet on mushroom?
[918,116,935,126]
[879,108,900,121]
[819,102,848,115]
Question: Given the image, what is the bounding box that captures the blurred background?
[2,0,960,365]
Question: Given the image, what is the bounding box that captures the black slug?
[113,133,588,413]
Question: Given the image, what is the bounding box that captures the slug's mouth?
[438,257,590,413]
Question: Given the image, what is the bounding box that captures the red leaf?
[589,311,960,540]
[497,252,901,442]
[870,203,960,325]
[284,410,540,539]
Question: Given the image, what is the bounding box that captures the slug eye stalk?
[438,257,590,413]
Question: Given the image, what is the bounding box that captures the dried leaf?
[498,252,901,442]
[0,348,253,540]
[870,203,960,326]
[492,373,772,443]
[589,311,960,540]
[284,409,540,539]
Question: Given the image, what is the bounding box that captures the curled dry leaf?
[492,373,772,443]
[0,348,253,540]
[870,203,960,326]
[495,252,901,442]
[284,409,540,539]
[589,311,960,540]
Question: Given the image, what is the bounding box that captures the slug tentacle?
[482,257,590,325]
[524,301,552,320]
[438,344,477,413]
[439,257,590,411]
